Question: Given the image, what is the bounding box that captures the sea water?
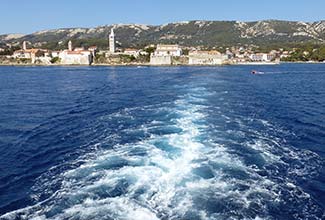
[0,64,324,219]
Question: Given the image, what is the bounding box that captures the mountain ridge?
[1,20,325,49]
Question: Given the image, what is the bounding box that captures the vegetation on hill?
[1,20,325,50]
[281,45,325,62]
[0,46,20,55]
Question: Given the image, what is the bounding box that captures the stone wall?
[150,55,172,65]
[189,55,227,65]
[59,54,92,65]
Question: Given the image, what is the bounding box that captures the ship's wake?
[1,87,324,220]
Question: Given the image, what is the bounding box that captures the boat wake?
[1,86,324,220]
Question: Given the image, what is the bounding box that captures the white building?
[150,44,183,65]
[280,51,290,59]
[109,28,116,53]
[123,48,140,57]
[249,53,275,62]
[13,49,37,60]
[154,44,182,57]
[12,41,55,64]
[13,48,52,64]
[12,41,45,63]
[58,41,93,65]
[59,50,93,65]
[150,55,172,65]
[189,50,227,65]
[51,51,60,57]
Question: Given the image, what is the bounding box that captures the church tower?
[22,41,27,50]
[109,28,115,53]
[68,40,73,51]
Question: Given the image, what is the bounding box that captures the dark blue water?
[0,64,324,220]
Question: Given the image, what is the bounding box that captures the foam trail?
[1,86,324,220]
[1,88,212,219]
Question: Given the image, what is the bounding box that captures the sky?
[0,0,324,34]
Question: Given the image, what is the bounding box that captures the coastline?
[0,61,325,67]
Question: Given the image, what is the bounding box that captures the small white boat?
[251,70,265,75]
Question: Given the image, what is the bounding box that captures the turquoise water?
[0,64,324,219]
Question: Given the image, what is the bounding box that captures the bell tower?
[68,40,73,51]
[109,28,115,53]
[22,41,27,50]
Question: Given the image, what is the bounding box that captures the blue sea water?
[0,64,324,220]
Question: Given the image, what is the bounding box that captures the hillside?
[1,20,325,49]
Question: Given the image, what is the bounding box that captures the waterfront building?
[150,44,183,65]
[12,48,52,64]
[57,40,93,65]
[59,50,93,65]
[154,44,182,57]
[249,53,275,62]
[262,54,275,62]
[234,52,243,58]
[13,49,39,62]
[188,50,227,65]
[150,55,172,65]
[280,51,290,59]
[123,48,140,57]
[12,41,45,63]
[109,28,116,53]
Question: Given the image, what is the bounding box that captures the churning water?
[0,65,324,219]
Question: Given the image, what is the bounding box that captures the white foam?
[26,92,207,219]
[1,87,322,220]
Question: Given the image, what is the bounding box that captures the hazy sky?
[0,0,324,34]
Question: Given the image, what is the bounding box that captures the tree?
[50,57,60,64]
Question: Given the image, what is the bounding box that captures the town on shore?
[0,28,324,66]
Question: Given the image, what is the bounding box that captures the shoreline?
[0,61,324,67]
